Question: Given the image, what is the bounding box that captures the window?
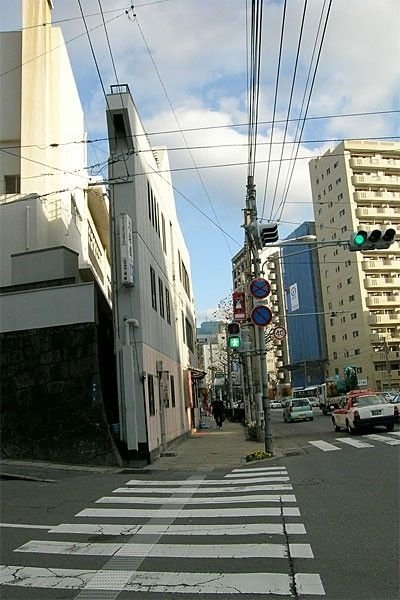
[341,225,347,233]
[332,335,336,342]
[185,318,194,352]
[355,349,360,355]
[336,178,341,185]
[4,174,20,194]
[349,294,355,302]
[343,333,347,341]
[170,375,176,407]
[339,209,345,217]
[353,330,359,337]
[316,178,319,185]
[330,318,334,326]
[351,312,357,320]
[338,193,343,200]
[327,168,331,175]
[150,266,157,310]
[147,374,155,416]
[347,277,352,284]
[335,368,339,375]
[333,351,337,359]
[182,311,186,343]
[165,287,171,324]
[158,278,165,318]
[337,282,342,289]
[147,182,152,221]
[345,260,351,267]
[356,367,362,373]
[161,213,167,253]
[334,161,338,168]
[328,184,333,191]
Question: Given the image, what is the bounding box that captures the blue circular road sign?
[251,305,273,327]
[249,277,271,299]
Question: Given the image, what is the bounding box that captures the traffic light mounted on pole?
[348,228,396,251]
[258,222,279,246]
[227,321,241,350]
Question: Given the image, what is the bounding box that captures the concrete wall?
[0,283,96,333]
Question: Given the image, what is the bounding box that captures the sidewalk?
[147,420,284,471]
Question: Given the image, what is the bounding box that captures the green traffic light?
[354,232,366,246]
[229,336,241,349]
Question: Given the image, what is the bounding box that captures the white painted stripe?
[0,565,325,595]
[388,431,400,437]
[224,471,288,478]
[362,433,400,445]
[308,440,341,452]
[231,467,287,472]
[96,493,296,505]
[76,506,301,518]
[335,438,374,448]
[125,477,287,486]
[16,540,314,559]
[115,480,291,494]
[49,522,307,536]
[0,523,51,530]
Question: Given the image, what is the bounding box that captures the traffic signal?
[227,321,241,350]
[348,228,396,251]
[258,222,279,246]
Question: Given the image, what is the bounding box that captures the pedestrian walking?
[211,399,225,429]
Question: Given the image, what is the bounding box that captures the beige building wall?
[0,0,111,301]
[309,140,400,391]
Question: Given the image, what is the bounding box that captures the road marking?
[362,433,400,445]
[16,540,314,559]
[95,493,296,505]
[0,523,51,530]
[335,438,374,448]
[116,480,291,494]
[126,476,287,485]
[49,522,307,536]
[76,506,301,518]
[231,467,288,472]
[0,566,325,595]
[224,471,287,478]
[388,431,400,437]
[308,440,341,452]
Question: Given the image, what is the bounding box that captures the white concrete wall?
[0,282,96,333]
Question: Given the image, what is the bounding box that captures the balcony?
[356,206,400,220]
[354,190,400,203]
[350,156,400,171]
[370,332,400,343]
[363,259,400,271]
[366,295,400,308]
[364,277,400,289]
[368,313,400,326]
[372,350,400,362]
[352,174,400,188]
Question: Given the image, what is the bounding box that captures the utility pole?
[244,175,272,454]
[383,338,392,390]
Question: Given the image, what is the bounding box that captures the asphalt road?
[1,413,399,599]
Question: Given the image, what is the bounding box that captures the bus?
[292,384,327,408]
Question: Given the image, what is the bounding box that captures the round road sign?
[249,277,271,299]
[251,305,273,327]
[272,326,286,341]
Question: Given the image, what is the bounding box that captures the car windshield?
[353,395,387,407]
[292,399,310,407]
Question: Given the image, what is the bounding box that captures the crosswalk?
[0,465,325,597]
[308,430,400,452]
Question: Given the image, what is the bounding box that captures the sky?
[2,0,400,323]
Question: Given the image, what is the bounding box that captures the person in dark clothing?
[211,399,225,429]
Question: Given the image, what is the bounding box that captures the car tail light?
[394,405,399,416]
[353,410,360,421]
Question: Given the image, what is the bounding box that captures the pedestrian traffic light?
[258,222,279,246]
[227,321,241,350]
[348,228,396,251]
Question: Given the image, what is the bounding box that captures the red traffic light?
[227,322,240,335]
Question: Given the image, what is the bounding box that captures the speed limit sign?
[272,326,286,341]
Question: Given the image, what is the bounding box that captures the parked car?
[331,393,399,434]
[270,400,282,409]
[283,398,314,423]
[389,394,400,406]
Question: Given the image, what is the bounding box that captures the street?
[0,412,399,599]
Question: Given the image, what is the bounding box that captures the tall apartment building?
[309,140,400,391]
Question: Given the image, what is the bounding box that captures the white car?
[270,400,282,409]
[332,393,399,434]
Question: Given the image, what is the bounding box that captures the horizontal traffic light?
[348,228,396,251]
